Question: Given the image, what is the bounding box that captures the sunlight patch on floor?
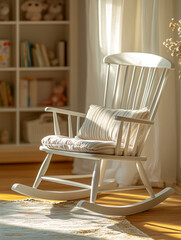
[0,194,29,201]
[144,222,181,240]
[145,222,181,232]
[98,193,149,200]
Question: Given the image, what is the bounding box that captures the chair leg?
[136,161,155,198]
[33,153,53,188]
[90,160,101,203]
[99,159,108,186]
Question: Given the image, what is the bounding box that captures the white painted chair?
[12,52,175,216]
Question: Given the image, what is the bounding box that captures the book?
[35,43,44,67]
[20,42,24,67]
[40,44,50,67]
[22,41,28,67]
[6,84,13,106]
[0,93,2,106]
[31,44,39,67]
[0,81,8,106]
[29,77,38,107]
[20,79,28,107]
[57,41,66,66]
[25,41,30,67]
[0,40,11,67]
[26,41,33,67]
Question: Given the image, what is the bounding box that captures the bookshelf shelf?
[0,68,16,72]
[19,21,70,25]
[19,67,70,71]
[0,108,16,112]
[0,21,16,25]
[0,142,17,147]
[0,0,78,153]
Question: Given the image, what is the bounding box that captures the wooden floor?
[0,161,181,240]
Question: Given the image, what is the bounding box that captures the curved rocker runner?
[77,187,175,216]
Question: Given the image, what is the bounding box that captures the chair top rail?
[104,52,174,69]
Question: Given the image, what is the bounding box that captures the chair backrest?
[103,52,173,120]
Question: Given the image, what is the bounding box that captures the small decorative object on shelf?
[163,18,181,80]
[42,80,67,107]
[48,50,59,67]
[0,1,10,21]
[21,0,47,21]
[0,129,9,144]
[0,40,11,67]
[44,0,64,21]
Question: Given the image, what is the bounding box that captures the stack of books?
[20,77,54,108]
[0,81,13,107]
[20,40,66,67]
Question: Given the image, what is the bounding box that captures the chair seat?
[41,135,133,155]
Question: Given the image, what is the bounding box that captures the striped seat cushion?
[41,105,149,156]
[41,135,133,155]
[77,105,149,145]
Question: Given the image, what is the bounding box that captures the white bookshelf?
[0,0,78,151]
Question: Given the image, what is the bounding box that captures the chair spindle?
[53,112,60,135]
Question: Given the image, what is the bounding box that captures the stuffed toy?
[21,0,47,21]
[44,0,64,21]
[0,2,10,21]
[47,50,59,66]
[42,80,67,107]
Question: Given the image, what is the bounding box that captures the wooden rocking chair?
[12,52,175,216]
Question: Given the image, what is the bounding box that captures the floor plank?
[0,162,181,240]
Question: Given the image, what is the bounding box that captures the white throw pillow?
[77,105,150,144]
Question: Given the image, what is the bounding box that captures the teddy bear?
[0,2,10,21]
[21,0,47,21]
[44,0,64,21]
[42,80,67,107]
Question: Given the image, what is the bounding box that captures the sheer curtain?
[73,0,177,186]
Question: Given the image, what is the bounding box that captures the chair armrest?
[45,107,86,137]
[45,107,86,118]
[115,115,154,125]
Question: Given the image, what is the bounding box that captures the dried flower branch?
[163,18,181,79]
